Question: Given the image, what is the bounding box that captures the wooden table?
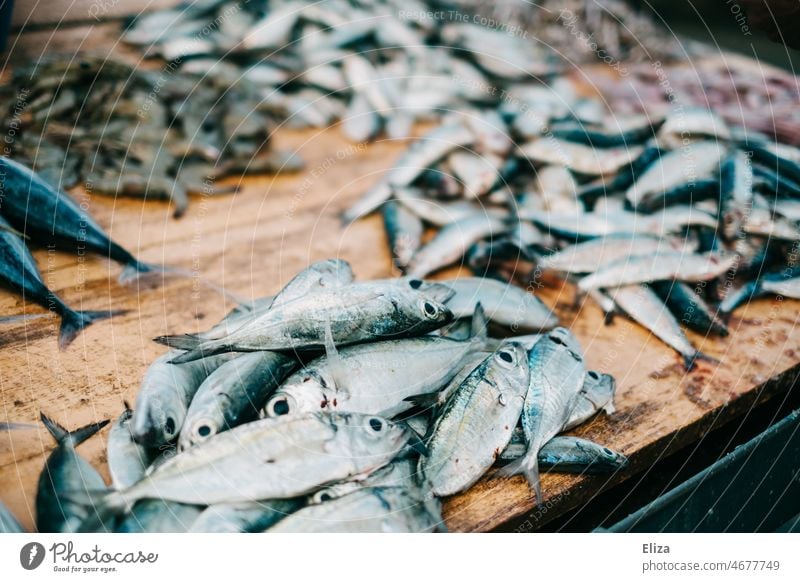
[2,21,799,534]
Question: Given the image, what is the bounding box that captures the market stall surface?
[1,20,799,533]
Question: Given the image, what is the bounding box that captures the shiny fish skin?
[651,281,729,337]
[502,328,586,498]
[383,200,424,271]
[155,282,454,363]
[423,343,530,496]
[563,371,616,431]
[442,277,558,331]
[500,436,628,474]
[265,486,444,533]
[309,458,419,505]
[131,351,235,447]
[36,414,109,533]
[270,259,355,310]
[107,407,153,490]
[189,499,303,533]
[537,234,668,274]
[116,499,203,533]
[179,352,297,450]
[86,413,410,520]
[520,139,644,176]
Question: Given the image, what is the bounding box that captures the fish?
[308,458,420,505]
[422,342,530,496]
[577,252,738,293]
[501,328,587,498]
[131,351,236,447]
[720,151,755,241]
[179,351,296,449]
[263,308,488,418]
[0,500,24,533]
[265,486,444,533]
[563,370,617,431]
[116,499,203,533]
[0,215,124,348]
[536,234,669,274]
[189,499,303,533]
[405,213,508,278]
[650,281,729,337]
[519,139,644,176]
[499,436,628,474]
[611,285,714,370]
[107,406,154,490]
[36,413,109,533]
[441,277,558,331]
[383,200,424,271]
[625,142,727,210]
[0,157,167,284]
[76,413,410,530]
[155,281,454,363]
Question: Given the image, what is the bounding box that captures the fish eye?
[497,350,514,364]
[588,371,600,380]
[270,397,291,416]
[422,301,439,318]
[197,425,212,438]
[318,492,333,502]
[409,279,423,289]
[549,335,565,346]
[369,418,384,432]
[603,447,614,456]
[164,417,176,436]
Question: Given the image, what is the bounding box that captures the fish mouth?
[265,394,296,417]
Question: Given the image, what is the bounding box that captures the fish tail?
[683,351,720,371]
[402,390,444,410]
[470,302,489,346]
[59,309,126,350]
[498,452,542,501]
[152,335,228,363]
[40,412,109,446]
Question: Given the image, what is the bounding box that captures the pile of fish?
[122,0,559,143]
[13,259,626,533]
[0,55,301,218]
[346,100,800,370]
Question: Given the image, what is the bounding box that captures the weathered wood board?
[1,21,799,534]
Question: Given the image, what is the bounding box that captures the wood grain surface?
[1,21,799,534]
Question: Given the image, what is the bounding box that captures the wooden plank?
[1,21,799,534]
[10,0,180,28]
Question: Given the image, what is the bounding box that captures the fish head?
[340,413,411,469]
[130,392,185,447]
[404,279,456,303]
[410,296,454,331]
[543,327,583,359]
[263,370,332,417]
[489,342,530,385]
[578,440,628,470]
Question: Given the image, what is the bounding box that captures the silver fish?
[264,311,488,418]
[537,235,671,274]
[155,281,454,363]
[520,139,644,176]
[107,406,153,490]
[720,151,754,241]
[179,352,297,450]
[383,200,424,271]
[423,342,530,496]
[266,486,444,533]
[116,499,203,533]
[36,414,109,533]
[442,277,558,331]
[502,328,586,498]
[189,499,303,533]
[563,370,616,431]
[578,252,737,293]
[131,350,235,447]
[500,436,628,474]
[309,458,419,505]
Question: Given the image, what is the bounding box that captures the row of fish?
[0,55,301,218]
[346,95,800,369]
[12,259,625,533]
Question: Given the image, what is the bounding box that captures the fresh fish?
[537,234,668,274]
[519,139,644,176]
[309,458,419,505]
[131,351,236,447]
[0,157,165,284]
[383,200,424,271]
[761,275,800,299]
[577,252,737,292]
[651,281,729,336]
[563,370,617,431]
[265,486,444,533]
[155,281,454,363]
[720,151,754,241]
[116,499,203,533]
[78,413,411,529]
[423,342,530,496]
[189,499,303,533]
[625,142,727,210]
[179,352,296,449]
[611,285,713,369]
[442,277,558,331]
[341,122,475,222]
[658,109,731,146]
[448,151,503,198]
[36,413,109,533]
[107,406,154,490]
[394,189,491,227]
[0,500,24,533]
[264,309,488,418]
[500,436,628,474]
[0,215,123,348]
[405,213,508,278]
[343,93,382,142]
[501,328,586,498]
[532,165,581,214]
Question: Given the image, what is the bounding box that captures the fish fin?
[402,390,444,410]
[497,452,542,501]
[470,302,489,346]
[322,320,347,394]
[59,309,127,350]
[40,412,109,446]
[399,425,430,456]
[152,333,202,351]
